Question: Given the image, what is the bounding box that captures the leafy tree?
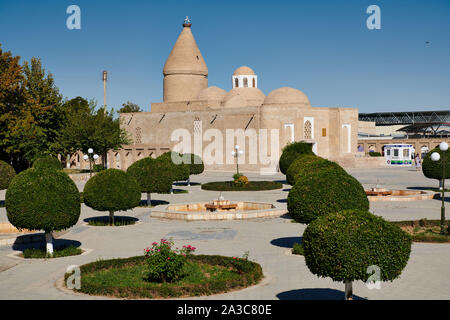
[56,98,131,167]
[119,101,142,113]
[0,48,64,171]
[83,169,141,225]
[127,157,173,206]
[6,168,81,256]
[303,210,411,300]
[0,160,16,190]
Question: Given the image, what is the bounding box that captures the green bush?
[144,239,196,283]
[6,168,81,232]
[279,142,314,174]
[32,155,62,171]
[303,210,411,298]
[127,157,173,205]
[182,153,204,175]
[93,164,106,172]
[287,169,369,224]
[158,152,190,182]
[369,152,382,157]
[285,154,346,186]
[422,147,450,181]
[83,169,141,224]
[0,160,16,190]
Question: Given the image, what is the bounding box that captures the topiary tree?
[286,155,347,186]
[158,151,190,184]
[0,160,16,190]
[127,157,173,206]
[5,168,81,256]
[181,153,204,186]
[279,141,314,175]
[83,169,141,225]
[287,169,369,224]
[303,210,412,300]
[32,155,62,171]
[422,147,450,184]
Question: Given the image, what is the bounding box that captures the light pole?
[231,145,244,175]
[84,148,99,178]
[431,141,448,235]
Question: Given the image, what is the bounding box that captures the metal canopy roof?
[359,110,450,126]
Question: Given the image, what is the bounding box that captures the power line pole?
[102,70,107,114]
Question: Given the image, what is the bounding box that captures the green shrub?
[291,157,347,186]
[127,157,173,205]
[287,169,369,224]
[0,160,16,190]
[303,210,412,299]
[32,155,62,171]
[5,168,81,256]
[93,164,106,172]
[279,142,314,174]
[292,243,304,255]
[369,152,382,157]
[83,169,141,225]
[286,154,320,185]
[158,152,190,182]
[233,173,243,180]
[144,239,196,283]
[422,147,450,181]
[6,168,80,232]
[182,153,204,175]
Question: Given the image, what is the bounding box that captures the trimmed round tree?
[158,152,190,183]
[422,147,450,184]
[303,210,412,300]
[279,141,314,175]
[0,160,16,190]
[5,168,81,255]
[287,169,369,224]
[32,155,62,171]
[127,157,173,206]
[286,155,347,186]
[182,153,204,186]
[83,169,141,225]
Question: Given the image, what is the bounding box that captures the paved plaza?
[0,166,450,300]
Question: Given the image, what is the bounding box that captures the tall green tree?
[0,47,63,171]
[119,101,142,113]
[57,97,131,167]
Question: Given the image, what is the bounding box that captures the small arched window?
[234,78,239,88]
[252,78,256,88]
[304,121,312,140]
[243,77,248,87]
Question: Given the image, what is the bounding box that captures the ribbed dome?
[233,66,255,76]
[223,87,265,107]
[264,87,310,106]
[163,25,208,76]
[197,86,227,101]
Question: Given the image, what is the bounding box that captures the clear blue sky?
[1,0,449,114]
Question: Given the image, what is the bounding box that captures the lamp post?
[84,148,99,178]
[431,141,448,235]
[231,145,244,175]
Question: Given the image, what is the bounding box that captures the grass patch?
[65,254,263,299]
[392,219,450,243]
[201,181,282,192]
[292,242,304,255]
[86,216,138,226]
[23,245,82,259]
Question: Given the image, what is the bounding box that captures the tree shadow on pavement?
[270,236,302,248]
[12,237,82,252]
[276,288,367,300]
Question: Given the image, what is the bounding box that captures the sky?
[0,0,449,114]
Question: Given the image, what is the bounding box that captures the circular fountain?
[365,188,434,202]
[151,197,286,221]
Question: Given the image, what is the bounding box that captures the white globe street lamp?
[440,142,448,152]
[431,152,441,162]
[93,154,99,161]
[83,155,89,161]
[88,148,94,154]
[232,145,243,175]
